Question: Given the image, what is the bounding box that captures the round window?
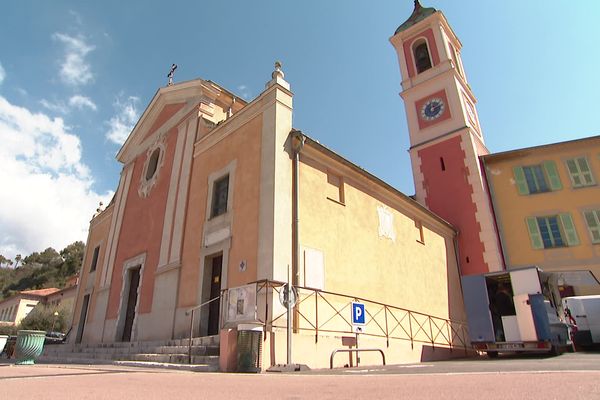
[145,148,161,181]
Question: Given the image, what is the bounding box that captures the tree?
[23,247,61,268]
[60,241,85,278]
[19,303,69,333]
[14,254,22,268]
[0,255,12,268]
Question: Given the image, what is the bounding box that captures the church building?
[67,1,598,370]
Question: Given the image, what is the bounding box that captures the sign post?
[351,302,366,367]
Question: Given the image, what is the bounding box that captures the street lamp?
[51,311,59,332]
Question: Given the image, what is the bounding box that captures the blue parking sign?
[351,302,365,326]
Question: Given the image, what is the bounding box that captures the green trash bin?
[237,326,262,373]
[15,330,46,365]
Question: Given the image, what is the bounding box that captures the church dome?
[394,0,437,35]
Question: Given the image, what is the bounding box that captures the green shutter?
[543,161,562,191]
[584,211,600,243]
[559,213,579,246]
[513,166,530,195]
[577,158,595,185]
[526,217,544,249]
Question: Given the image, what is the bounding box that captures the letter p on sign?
[352,302,366,326]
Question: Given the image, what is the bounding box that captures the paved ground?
[2,352,599,399]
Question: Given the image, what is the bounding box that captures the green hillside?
[0,241,84,300]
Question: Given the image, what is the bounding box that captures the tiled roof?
[20,288,61,297]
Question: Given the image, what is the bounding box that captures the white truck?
[562,295,600,348]
[462,266,570,357]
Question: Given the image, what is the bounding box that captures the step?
[37,357,218,372]
[126,353,220,365]
[114,360,219,372]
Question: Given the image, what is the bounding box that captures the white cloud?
[0,62,5,85]
[52,33,95,86]
[105,94,140,145]
[0,95,112,260]
[237,84,252,100]
[69,95,97,111]
[40,99,69,114]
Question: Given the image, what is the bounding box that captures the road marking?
[344,365,433,373]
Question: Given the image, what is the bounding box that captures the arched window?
[413,39,432,74]
[145,148,161,181]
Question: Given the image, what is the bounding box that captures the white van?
[562,295,600,348]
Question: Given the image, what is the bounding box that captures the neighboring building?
[46,276,80,326]
[69,50,468,367]
[0,288,60,326]
[482,136,600,296]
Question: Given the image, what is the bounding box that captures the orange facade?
[483,137,600,295]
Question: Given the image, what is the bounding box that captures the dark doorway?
[207,255,223,336]
[122,267,141,342]
[75,294,90,344]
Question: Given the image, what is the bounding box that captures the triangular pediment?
[116,79,242,164]
[140,102,186,143]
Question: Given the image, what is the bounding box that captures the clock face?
[420,98,445,121]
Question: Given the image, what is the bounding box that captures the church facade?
[69,1,598,369]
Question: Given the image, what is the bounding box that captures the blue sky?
[1,1,599,260]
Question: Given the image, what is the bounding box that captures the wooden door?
[75,294,90,344]
[207,255,222,336]
[122,267,141,342]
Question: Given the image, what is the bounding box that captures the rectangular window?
[537,216,565,248]
[523,165,549,193]
[90,246,100,272]
[566,157,595,188]
[526,213,579,249]
[326,171,345,204]
[584,210,600,244]
[210,175,229,218]
[513,161,562,195]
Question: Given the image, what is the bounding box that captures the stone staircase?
[39,335,220,372]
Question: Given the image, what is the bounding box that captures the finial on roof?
[272,61,284,80]
[167,63,178,86]
[265,60,290,90]
[394,1,436,35]
[93,201,104,218]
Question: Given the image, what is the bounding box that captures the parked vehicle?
[462,266,570,357]
[44,331,66,345]
[562,295,600,348]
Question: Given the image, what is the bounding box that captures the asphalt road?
[1,352,599,400]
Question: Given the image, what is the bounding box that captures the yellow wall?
[484,137,600,295]
[0,297,40,326]
[71,205,113,334]
[297,145,465,321]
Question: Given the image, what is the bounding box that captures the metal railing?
[185,296,221,364]
[252,280,470,355]
[330,348,386,369]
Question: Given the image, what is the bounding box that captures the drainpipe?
[289,130,305,365]
[292,130,305,288]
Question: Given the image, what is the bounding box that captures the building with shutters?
[481,136,600,296]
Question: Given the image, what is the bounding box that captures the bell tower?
[390,1,503,275]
